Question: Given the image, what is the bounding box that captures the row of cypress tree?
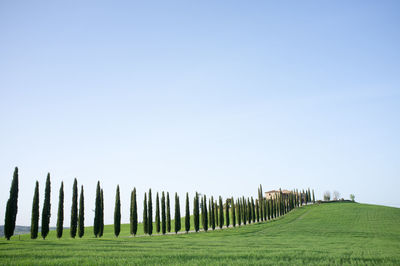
[4,167,315,240]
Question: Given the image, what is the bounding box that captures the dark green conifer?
[193,193,199,232]
[70,178,78,238]
[166,192,171,232]
[56,182,64,238]
[174,193,181,233]
[202,195,208,232]
[143,193,148,234]
[219,196,224,228]
[30,181,39,239]
[312,189,315,203]
[251,197,256,223]
[236,199,241,226]
[211,196,216,230]
[242,197,247,225]
[78,185,84,238]
[161,192,166,234]
[185,193,190,233]
[130,188,138,236]
[155,192,160,233]
[93,181,101,237]
[114,185,121,237]
[99,189,104,237]
[4,167,19,240]
[255,199,259,222]
[148,189,153,235]
[225,198,230,228]
[41,173,51,239]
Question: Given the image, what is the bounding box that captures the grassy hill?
[0,202,399,265]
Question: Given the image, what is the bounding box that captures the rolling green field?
[0,202,399,265]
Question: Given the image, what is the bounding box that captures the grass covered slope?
[0,203,399,265]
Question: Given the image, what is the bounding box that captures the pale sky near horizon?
[0,1,399,227]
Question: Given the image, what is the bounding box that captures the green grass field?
[0,202,399,265]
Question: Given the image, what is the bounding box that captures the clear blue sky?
[1,1,399,226]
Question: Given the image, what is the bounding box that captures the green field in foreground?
[0,202,399,265]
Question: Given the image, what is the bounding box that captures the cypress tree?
[155,192,160,233]
[30,181,39,239]
[242,198,247,225]
[312,189,315,203]
[185,192,190,233]
[215,201,219,227]
[255,199,260,222]
[193,193,199,232]
[130,188,138,236]
[78,185,84,238]
[225,198,230,228]
[99,189,104,237]
[143,193,148,234]
[259,185,264,221]
[232,197,236,227]
[219,196,224,228]
[265,199,268,220]
[161,192,166,234]
[56,182,64,238]
[148,189,153,235]
[174,193,181,233]
[202,195,208,232]
[4,167,19,240]
[93,181,101,237]
[251,197,256,223]
[211,197,216,230]
[114,185,121,237]
[208,198,212,228]
[41,173,51,240]
[236,199,242,226]
[70,178,78,238]
[166,192,171,232]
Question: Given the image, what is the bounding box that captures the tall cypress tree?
[30,181,39,239]
[93,181,101,237]
[70,178,78,238]
[255,199,260,222]
[161,192,166,234]
[231,197,236,227]
[174,193,181,234]
[41,173,51,240]
[237,199,241,226]
[185,192,190,233]
[211,196,216,230]
[155,192,160,233]
[99,189,104,237]
[215,201,219,227]
[312,189,315,203]
[193,193,199,232]
[208,198,212,228]
[219,196,224,228]
[166,192,171,233]
[202,195,208,232]
[242,197,247,225]
[78,185,84,238]
[130,188,138,236]
[251,197,256,223]
[247,198,252,224]
[148,189,153,235]
[4,167,19,240]
[56,182,64,238]
[143,193,148,234]
[114,185,121,237]
[259,185,264,221]
[225,198,230,228]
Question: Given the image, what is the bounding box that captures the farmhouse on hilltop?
[265,189,292,199]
